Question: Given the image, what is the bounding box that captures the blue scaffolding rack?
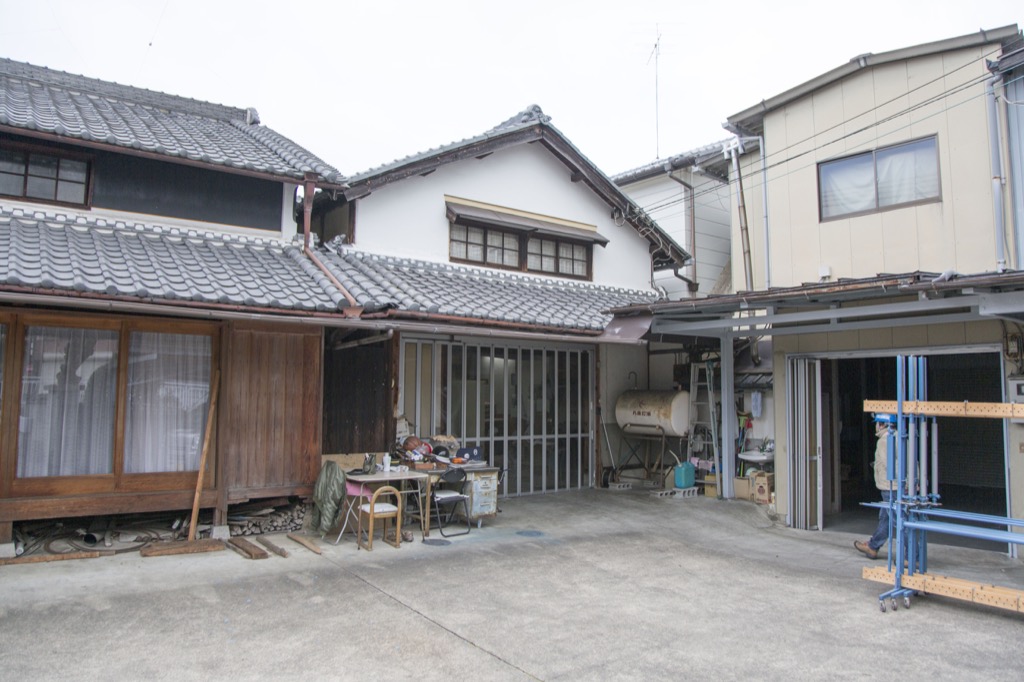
[862,355,1024,613]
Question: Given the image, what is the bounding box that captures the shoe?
[854,540,878,560]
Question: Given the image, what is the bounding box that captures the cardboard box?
[754,472,775,504]
[733,476,752,501]
[702,473,718,497]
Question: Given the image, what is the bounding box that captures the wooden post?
[189,371,221,542]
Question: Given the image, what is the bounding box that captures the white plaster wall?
[598,343,650,468]
[733,43,1005,291]
[352,145,657,291]
[620,171,731,299]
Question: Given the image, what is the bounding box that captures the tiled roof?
[317,247,660,331]
[0,205,344,312]
[0,58,346,187]
[611,138,737,185]
[346,104,553,184]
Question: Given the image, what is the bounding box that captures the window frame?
[0,139,94,208]
[817,135,941,222]
[1,311,218,496]
[449,221,593,281]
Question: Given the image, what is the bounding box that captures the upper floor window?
[446,196,603,281]
[818,136,940,221]
[0,145,90,206]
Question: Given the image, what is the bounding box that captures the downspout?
[986,74,1008,273]
[666,172,699,294]
[301,174,362,314]
[728,141,761,366]
[759,136,771,289]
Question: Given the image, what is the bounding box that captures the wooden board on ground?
[256,537,290,558]
[287,533,322,555]
[0,550,103,566]
[227,537,269,559]
[863,566,1024,613]
[140,539,225,558]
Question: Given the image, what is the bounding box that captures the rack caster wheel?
[879,601,886,613]
[904,597,911,609]
[891,598,898,611]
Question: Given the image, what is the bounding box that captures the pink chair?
[329,479,371,545]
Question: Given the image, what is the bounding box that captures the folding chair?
[431,467,470,537]
[330,479,370,545]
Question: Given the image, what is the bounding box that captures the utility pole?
[647,25,662,159]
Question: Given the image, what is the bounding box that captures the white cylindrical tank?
[614,390,690,437]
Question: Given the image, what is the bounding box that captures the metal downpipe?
[986,75,1007,273]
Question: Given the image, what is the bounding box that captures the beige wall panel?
[847,212,885,277]
[839,71,878,154]
[906,54,948,124]
[925,323,967,346]
[871,62,912,143]
[965,320,1002,344]
[826,331,859,351]
[909,203,948,270]
[787,166,824,283]
[811,86,846,146]
[892,325,928,347]
[798,333,829,353]
[857,327,894,350]
[818,220,853,279]
[775,335,799,354]
[879,207,923,272]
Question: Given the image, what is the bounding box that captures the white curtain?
[124,332,211,473]
[17,327,118,477]
[877,138,939,208]
[820,153,875,219]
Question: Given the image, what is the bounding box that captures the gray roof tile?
[0,58,345,186]
[0,205,341,313]
[317,248,659,331]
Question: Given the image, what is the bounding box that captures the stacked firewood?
[228,499,308,537]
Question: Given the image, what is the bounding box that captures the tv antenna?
[647,25,662,159]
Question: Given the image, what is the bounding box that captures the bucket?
[674,462,695,489]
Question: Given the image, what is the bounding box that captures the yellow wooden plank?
[862,568,1024,613]
[863,399,1024,419]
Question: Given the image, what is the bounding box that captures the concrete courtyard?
[2,488,1023,680]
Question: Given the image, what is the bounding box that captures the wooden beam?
[139,539,225,557]
[256,537,290,558]
[287,533,322,555]
[864,399,1024,419]
[863,566,1024,613]
[0,550,103,566]
[227,537,269,560]
[189,371,221,542]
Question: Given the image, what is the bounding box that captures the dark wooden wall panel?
[323,336,393,454]
[223,325,322,499]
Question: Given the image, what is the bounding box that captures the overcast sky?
[1,1,1020,177]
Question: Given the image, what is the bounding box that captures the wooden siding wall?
[322,335,394,454]
[221,324,323,502]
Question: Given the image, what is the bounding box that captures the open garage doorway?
[822,352,1008,550]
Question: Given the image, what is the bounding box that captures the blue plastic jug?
[674,461,695,489]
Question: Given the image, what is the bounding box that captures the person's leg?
[868,490,892,551]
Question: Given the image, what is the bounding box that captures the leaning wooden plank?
[287,533,322,555]
[256,537,290,558]
[863,399,1024,420]
[227,537,269,559]
[188,371,221,542]
[0,550,102,566]
[140,539,225,557]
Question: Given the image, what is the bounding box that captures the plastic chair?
[431,468,470,537]
[358,485,402,550]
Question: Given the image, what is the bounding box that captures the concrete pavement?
[2,489,1023,680]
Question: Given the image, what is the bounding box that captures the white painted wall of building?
[620,170,731,299]
[351,145,658,291]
